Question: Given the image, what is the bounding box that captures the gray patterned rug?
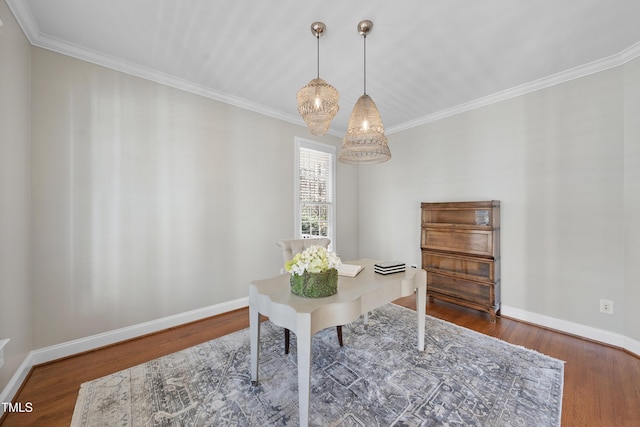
[71,304,564,426]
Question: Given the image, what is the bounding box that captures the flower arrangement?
[284,245,342,276]
[284,245,341,298]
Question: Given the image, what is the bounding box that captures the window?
[294,137,336,248]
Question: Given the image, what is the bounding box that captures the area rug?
[71,304,564,426]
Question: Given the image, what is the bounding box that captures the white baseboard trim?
[0,353,32,415]
[625,336,640,357]
[501,304,640,356]
[28,297,249,366]
[0,297,249,411]
[4,299,638,415]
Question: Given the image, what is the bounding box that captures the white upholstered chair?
[276,238,343,354]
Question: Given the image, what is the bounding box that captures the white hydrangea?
[284,245,341,276]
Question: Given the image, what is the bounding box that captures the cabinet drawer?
[422,251,496,282]
[421,228,494,257]
[427,273,495,307]
[421,201,499,227]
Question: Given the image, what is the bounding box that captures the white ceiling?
[6,0,640,136]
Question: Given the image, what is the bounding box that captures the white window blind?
[294,138,336,247]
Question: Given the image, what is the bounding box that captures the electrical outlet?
[600,299,614,314]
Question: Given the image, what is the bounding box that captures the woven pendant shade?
[297,78,340,135]
[339,20,390,164]
[339,94,390,164]
[297,22,339,136]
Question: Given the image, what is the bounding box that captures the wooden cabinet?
[421,201,501,322]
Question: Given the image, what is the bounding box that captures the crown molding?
[6,0,640,138]
[35,32,309,128]
[30,31,348,137]
[5,0,310,131]
[387,40,640,135]
[619,40,640,64]
[4,0,40,43]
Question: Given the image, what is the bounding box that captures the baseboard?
[0,297,249,411]
[4,299,638,414]
[501,304,640,357]
[0,352,32,417]
[624,336,640,357]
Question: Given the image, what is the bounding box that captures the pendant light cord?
[316,34,320,79]
[363,34,367,95]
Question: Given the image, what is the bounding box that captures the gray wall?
[0,1,32,397]
[2,5,638,395]
[359,60,638,341]
[1,38,359,393]
[29,48,358,348]
[624,57,640,343]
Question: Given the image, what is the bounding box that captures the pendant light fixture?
[339,20,391,164]
[297,22,340,136]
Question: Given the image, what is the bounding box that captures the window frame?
[293,137,337,250]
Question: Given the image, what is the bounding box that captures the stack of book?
[374,261,406,275]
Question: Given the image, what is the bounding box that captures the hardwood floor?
[2,296,639,426]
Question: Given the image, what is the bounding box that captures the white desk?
[249,259,427,427]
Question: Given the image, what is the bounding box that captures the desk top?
[249,259,423,314]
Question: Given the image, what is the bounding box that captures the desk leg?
[249,301,260,385]
[416,270,427,351]
[297,315,312,427]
